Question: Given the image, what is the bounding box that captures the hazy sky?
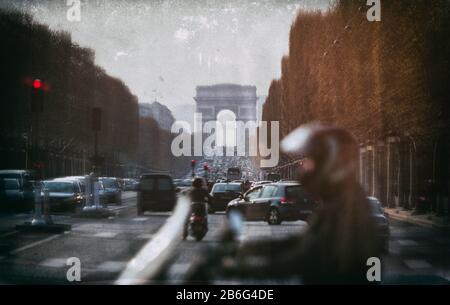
[1,0,332,117]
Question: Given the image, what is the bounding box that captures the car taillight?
[191,215,204,222]
[280,197,294,204]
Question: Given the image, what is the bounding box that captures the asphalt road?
[0,193,449,284]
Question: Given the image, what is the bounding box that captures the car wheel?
[267,208,281,225]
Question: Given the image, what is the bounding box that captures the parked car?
[137,174,176,214]
[209,182,242,213]
[0,170,37,212]
[123,178,138,191]
[226,181,318,225]
[368,197,390,253]
[99,177,122,205]
[41,180,84,212]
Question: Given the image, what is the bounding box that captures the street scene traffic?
[0,0,449,287]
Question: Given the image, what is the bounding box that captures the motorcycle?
[189,201,208,241]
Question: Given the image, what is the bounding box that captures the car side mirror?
[238,193,243,199]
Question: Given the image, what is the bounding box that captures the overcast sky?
[1,0,332,118]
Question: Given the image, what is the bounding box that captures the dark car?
[99,177,122,205]
[368,197,390,253]
[137,174,176,214]
[226,182,318,225]
[209,182,243,213]
[42,180,84,212]
[0,170,37,212]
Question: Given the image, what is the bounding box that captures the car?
[99,177,123,205]
[0,170,37,212]
[174,178,192,193]
[137,174,176,214]
[226,181,318,225]
[209,182,243,213]
[123,178,138,191]
[251,180,272,187]
[368,197,390,253]
[41,180,85,212]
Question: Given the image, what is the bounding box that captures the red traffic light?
[33,79,42,89]
[203,163,209,171]
[191,160,196,167]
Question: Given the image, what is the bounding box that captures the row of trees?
[262,0,449,211]
[0,10,182,178]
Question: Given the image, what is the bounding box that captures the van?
[137,174,176,214]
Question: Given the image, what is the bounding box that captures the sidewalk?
[384,208,450,230]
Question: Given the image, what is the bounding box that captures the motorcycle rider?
[183,177,212,240]
[213,123,381,284]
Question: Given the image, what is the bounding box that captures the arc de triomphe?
[193,83,258,157]
[194,84,257,124]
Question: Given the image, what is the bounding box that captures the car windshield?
[44,181,74,193]
[213,184,241,193]
[157,178,172,190]
[3,178,20,190]
[102,179,118,188]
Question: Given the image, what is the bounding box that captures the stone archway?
[194,84,258,157]
[194,84,257,124]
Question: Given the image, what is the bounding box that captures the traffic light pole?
[76,107,112,219]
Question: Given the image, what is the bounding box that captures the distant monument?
[194,84,257,124]
[194,84,258,156]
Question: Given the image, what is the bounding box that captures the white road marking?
[0,231,17,238]
[404,259,432,269]
[9,234,60,255]
[93,232,118,238]
[397,239,418,246]
[39,258,67,268]
[169,263,191,275]
[132,217,148,222]
[136,234,154,239]
[97,261,127,273]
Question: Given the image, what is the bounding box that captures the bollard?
[30,182,44,226]
[94,181,100,208]
[42,188,53,225]
[17,182,71,233]
[77,173,112,218]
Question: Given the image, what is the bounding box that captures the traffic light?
[92,107,102,131]
[203,162,209,171]
[31,78,44,113]
[191,159,196,168]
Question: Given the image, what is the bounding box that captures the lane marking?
[404,259,432,269]
[0,231,17,238]
[136,234,154,239]
[397,239,418,246]
[39,257,67,268]
[97,261,127,273]
[9,234,60,255]
[93,231,118,238]
[132,217,148,222]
